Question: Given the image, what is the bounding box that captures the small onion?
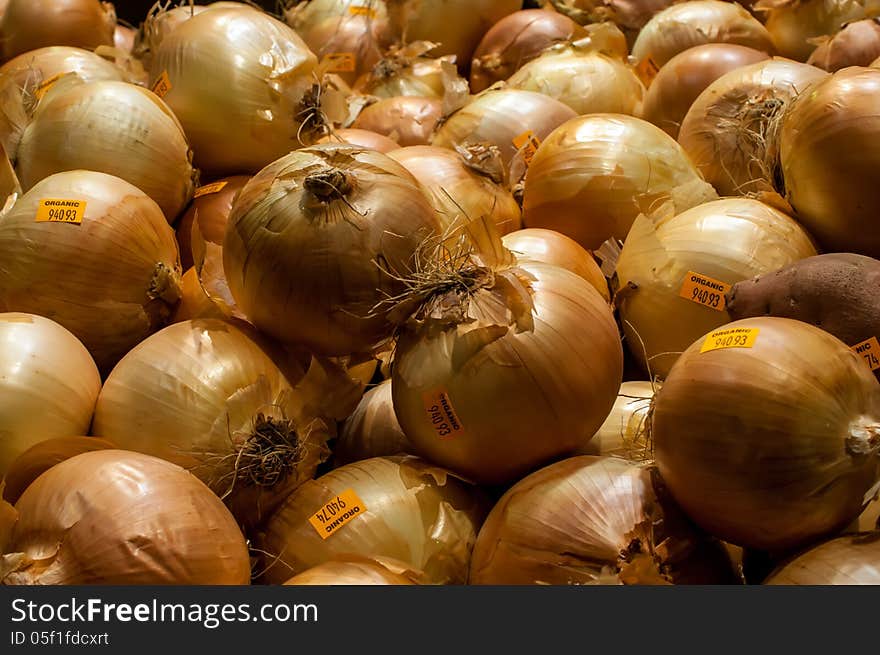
[678,58,827,197]
[260,456,486,584]
[387,144,522,235]
[0,314,101,477]
[653,316,880,552]
[177,175,251,270]
[335,380,411,466]
[223,144,439,356]
[780,67,880,257]
[764,533,880,584]
[577,380,656,457]
[0,171,182,373]
[758,0,867,61]
[614,198,817,378]
[0,0,116,62]
[300,14,391,87]
[522,114,717,251]
[316,128,399,152]
[15,80,196,221]
[641,43,770,139]
[283,557,417,585]
[2,450,251,585]
[632,1,774,67]
[355,45,465,100]
[469,456,738,585]
[807,18,880,70]
[501,228,610,302]
[351,96,442,146]
[469,9,589,93]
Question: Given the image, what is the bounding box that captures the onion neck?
[148,262,182,305]
[846,419,880,457]
[304,168,352,202]
[231,414,301,490]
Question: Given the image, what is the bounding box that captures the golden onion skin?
[351,96,442,147]
[335,380,411,467]
[765,533,880,585]
[576,380,656,457]
[176,175,251,270]
[807,18,880,71]
[0,0,115,62]
[283,557,416,585]
[316,128,399,153]
[761,0,866,62]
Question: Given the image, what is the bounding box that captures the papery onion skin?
[392,262,624,486]
[15,80,196,222]
[632,1,774,67]
[502,228,610,301]
[259,455,486,584]
[301,14,391,87]
[469,456,739,585]
[0,171,182,373]
[283,557,417,585]
[0,314,101,478]
[285,0,391,36]
[540,0,675,46]
[760,0,867,62]
[678,58,827,197]
[3,450,252,585]
[355,50,459,100]
[335,380,411,466]
[469,9,589,93]
[352,96,442,146]
[807,18,880,71]
[0,0,116,62]
[615,198,817,378]
[764,533,880,584]
[653,316,880,552]
[577,380,655,457]
[780,66,880,258]
[522,113,717,251]
[316,128,399,152]
[177,175,251,270]
[170,268,229,323]
[223,144,440,356]
[641,43,770,139]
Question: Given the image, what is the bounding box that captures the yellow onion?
[0,314,101,478]
[223,144,439,356]
[469,9,589,92]
[632,1,774,67]
[757,0,868,61]
[808,18,880,70]
[540,0,675,45]
[285,0,390,35]
[335,380,410,466]
[316,127,399,151]
[502,228,610,301]
[641,43,770,139]
[678,58,827,197]
[469,456,738,584]
[391,246,623,485]
[177,175,251,270]
[577,380,656,457]
[171,268,229,323]
[151,7,319,177]
[387,145,521,235]
[301,14,391,87]
[0,0,116,62]
[259,455,486,584]
[615,198,817,379]
[15,80,196,221]
[765,533,880,584]
[355,42,468,103]
[522,114,717,251]
[283,556,417,584]
[653,316,880,552]
[780,67,880,257]
[0,171,181,373]
[2,450,251,585]
[352,96,442,146]
[506,42,644,117]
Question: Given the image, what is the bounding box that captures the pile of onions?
[614,198,817,378]
[469,9,589,92]
[469,456,738,584]
[764,533,880,584]
[151,7,318,177]
[632,1,774,67]
[576,381,656,457]
[653,316,880,552]
[0,171,181,372]
[432,89,577,175]
[388,145,521,235]
[177,176,251,270]
[779,67,880,258]
[506,42,644,117]
[351,96,442,146]
[223,144,439,356]
[284,557,417,585]
[335,380,410,466]
[15,80,196,221]
[2,450,251,585]
[678,59,827,197]
[300,13,391,87]
[757,0,867,61]
[807,18,880,70]
[521,114,717,251]
[0,0,116,62]
[0,314,101,477]
[501,228,610,301]
[316,128,399,152]
[641,43,770,139]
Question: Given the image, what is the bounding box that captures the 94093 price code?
[700,327,759,353]
[34,199,86,224]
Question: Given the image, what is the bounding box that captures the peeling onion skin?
[808,18,880,71]
[469,456,739,585]
[351,96,442,147]
[653,317,880,552]
[335,380,411,467]
[283,557,417,585]
[2,450,252,585]
[764,533,880,585]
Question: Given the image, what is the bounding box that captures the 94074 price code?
[308,488,365,539]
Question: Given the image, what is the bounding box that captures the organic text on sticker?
[151,71,172,98]
[679,271,731,312]
[322,52,357,73]
[308,489,365,540]
[422,389,465,439]
[513,130,541,165]
[35,199,86,224]
[194,181,229,198]
[852,336,880,371]
[700,327,759,353]
[34,73,66,101]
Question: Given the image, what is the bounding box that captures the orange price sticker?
[422,389,465,439]
[852,336,880,371]
[512,130,541,165]
[635,56,660,87]
[700,327,759,353]
[34,198,86,224]
[151,71,172,98]
[194,181,229,198]
[34,72,66,101]
[308,488,366,540]
[349,5,377,18]
[322,52,357,73]
[679,271,731,312]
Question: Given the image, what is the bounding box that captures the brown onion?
[469,456,739,584]
[807,18,880,70]
[335,380,410,466]
[177,176,251,270]
[283,557,417,585]
[641,43,770,139]
[2,450,251,585]
[352,96,442,146]
[300,13,391,87]
[653,316,880,552]
[316,128,399,152]
[765,533,880,584]
[758,0,867,61]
